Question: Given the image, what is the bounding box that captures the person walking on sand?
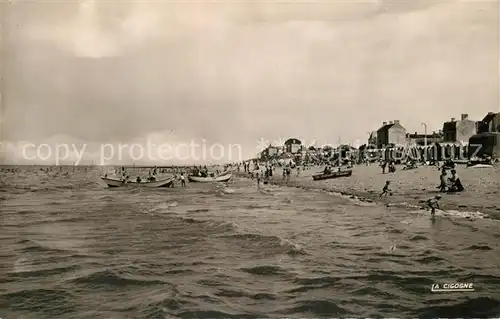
[380,181,392,197]
[381,161,387,174]
[256,172,261,187]
[425,195,442,217]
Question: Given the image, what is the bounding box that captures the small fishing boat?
[101,176,175,188]
[188,172,232,183]
[312,169,352,181]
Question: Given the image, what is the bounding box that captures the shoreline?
[234,164,500,220]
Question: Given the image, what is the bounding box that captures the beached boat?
[312,169,352,181]
[467,163,494,168]
[101,176,175,188]
[188,172,232,183]
[467,160,494,168]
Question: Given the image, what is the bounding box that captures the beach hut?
[425,142,442,161]
[468,132,500,159]
[284,138,302,154]
[438,141,465,160]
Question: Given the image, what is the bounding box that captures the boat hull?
[101,177,175,188]
[188,173,232,183]
[312,170,352,181]
[467,164,494,168]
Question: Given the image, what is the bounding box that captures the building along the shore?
[477,112,500,133]
[468,132,500,159]
[442,114,477,144]
[406,131,442,146]
[435,114,476,159]
[468,112,500,159]
[376,120,407,149]
[367,131,377,146]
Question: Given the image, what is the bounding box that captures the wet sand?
[235,164,500,219]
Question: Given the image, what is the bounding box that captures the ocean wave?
[460,273,500,285]
[15,210,37,215]
[352,271,436,286]
[279,299,351,316]
[215,288,276,301]
[350,285,401,297]
[241,204,273,210]
[240,265,285,276]
[68,269,167,288]
[173,217,239,234]
[218,233,308,256]
[286,276,344,294]
[18,239,69,254]
[176,310,259,318]
[417,296,500,317]
[18,216,87,227]
[131,297,194,318]
[409,234,429,241]
[466,244,493,250]
[414,255,447,264]
[2,288,76,317]
[186,208,210,213]
[98,195,114,201]
[9,265,80,278]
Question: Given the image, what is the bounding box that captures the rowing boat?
[312,169,352,181]
[188,172,232,183]
[101,176,175,188]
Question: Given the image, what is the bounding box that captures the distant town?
[258,111,500,162]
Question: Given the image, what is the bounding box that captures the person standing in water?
[180,173,186,187]
[426,195,442,217]
[380,181,391,197]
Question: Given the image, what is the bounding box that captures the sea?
[1,166,500,319]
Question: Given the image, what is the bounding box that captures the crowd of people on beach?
[238,147,477,218]
[377,157,467,217]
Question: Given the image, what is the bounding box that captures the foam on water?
[407,209,488,219]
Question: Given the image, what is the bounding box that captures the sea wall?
[235,164,500,219]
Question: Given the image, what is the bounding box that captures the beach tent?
[468,132,500,159]
[423,142,441,161]
[438,141,466,160]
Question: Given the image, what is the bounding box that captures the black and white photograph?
[1,0,500,318]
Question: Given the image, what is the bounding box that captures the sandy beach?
[235,164,500,219]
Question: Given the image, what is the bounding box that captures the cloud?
[21,0,164,58]
[2,0,498,164]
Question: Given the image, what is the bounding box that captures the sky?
[1,0,499,165]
